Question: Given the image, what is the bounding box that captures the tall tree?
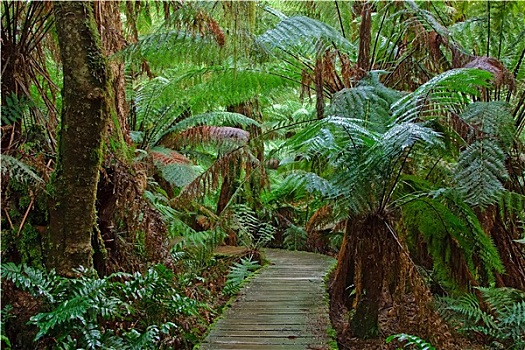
[47,1,110,276]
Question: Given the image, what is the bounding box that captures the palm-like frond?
[165,111,261,134]
[257,15,355,59]
[177,147,253,202]
[460,101,515,148]
[162,126,250,150]
[452,101,515,207]
[402,187,504,288]
[454,140,508,207]
[131,67,288,147]
[392,68,494,123]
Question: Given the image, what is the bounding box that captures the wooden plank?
[200,248,336,350]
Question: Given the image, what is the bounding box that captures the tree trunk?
[93,0,131,144]
[47,1,109,276]
[330,219,355,309]
[331,214,402,339]
[356,1,372,79]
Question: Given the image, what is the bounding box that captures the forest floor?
[326,272,487,350]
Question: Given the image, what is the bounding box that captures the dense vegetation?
[1,1,524,349]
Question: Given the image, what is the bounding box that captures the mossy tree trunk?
[47,1,109,277]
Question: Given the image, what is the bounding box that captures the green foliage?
[257,15,355,59]
[402,187,504,289]
[392,68,493,123]
[386,333,436,350]
[1,263,200,349]
[1,305,13,350]
[454,139,508,207]
[0,93,32,126]
[230,204,275,249]
[283,224,307,251]
[439,287,525,349]
[453,101,516,208]
[223,257,260,296]
[0,154,44,186]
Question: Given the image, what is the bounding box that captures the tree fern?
[401,188,504,289]
[460,101,515,147]
[164,111,261,135]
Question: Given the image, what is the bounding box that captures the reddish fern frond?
[177,147,252,201]
[163,126,250,148]
[305,204,334,234]
[464,56,516,92]
[150,147,191,165]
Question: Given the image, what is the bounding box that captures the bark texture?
[356,1,372,79]
[47,1,109,276]
[331,214,401,339]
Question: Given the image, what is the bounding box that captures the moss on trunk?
[47,1,109,277]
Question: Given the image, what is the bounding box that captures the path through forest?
[199,248,336,349]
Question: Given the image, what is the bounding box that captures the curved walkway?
[199,248,336,350]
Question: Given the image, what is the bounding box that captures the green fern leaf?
[454,139,508,207]
[257,15,356,59]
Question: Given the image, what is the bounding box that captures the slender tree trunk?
[330,219,354,305]
[94,0,131,144]
[356,1,372,79]
[47,1,109,276]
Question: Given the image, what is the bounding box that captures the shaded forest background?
[1,1,524,349]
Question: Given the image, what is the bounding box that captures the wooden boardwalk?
[199,249,336,350]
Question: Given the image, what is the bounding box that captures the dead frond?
[464,56,516,92]
[163,126,250,149]
[151,147,192,165]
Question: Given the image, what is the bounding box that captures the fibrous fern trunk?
[331,214,401,339]
[47,1,109,277]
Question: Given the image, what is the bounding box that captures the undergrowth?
[439,287,525,349]
[1,263,199,349]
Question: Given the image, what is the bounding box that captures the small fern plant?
[439,287,525,349]
[223,257,260,296]
[386,333,436,350]
[1,263,200,349]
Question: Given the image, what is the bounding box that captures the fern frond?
[402,189,504,288]
[460,101,515,148]
[392,68,494,123]
[164,111,261,135]
[386,333,436,350]
[454,139,508,207]
[275,171,335,200]
[228,204,275,249]
[150,146,192,165]
[162,126,250,149]
[283,224,307,251]
[223,257,260,296]
[177,148,252,201]
[439,286,525,349]
[257,15,356,59]
[0,154,44,185]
